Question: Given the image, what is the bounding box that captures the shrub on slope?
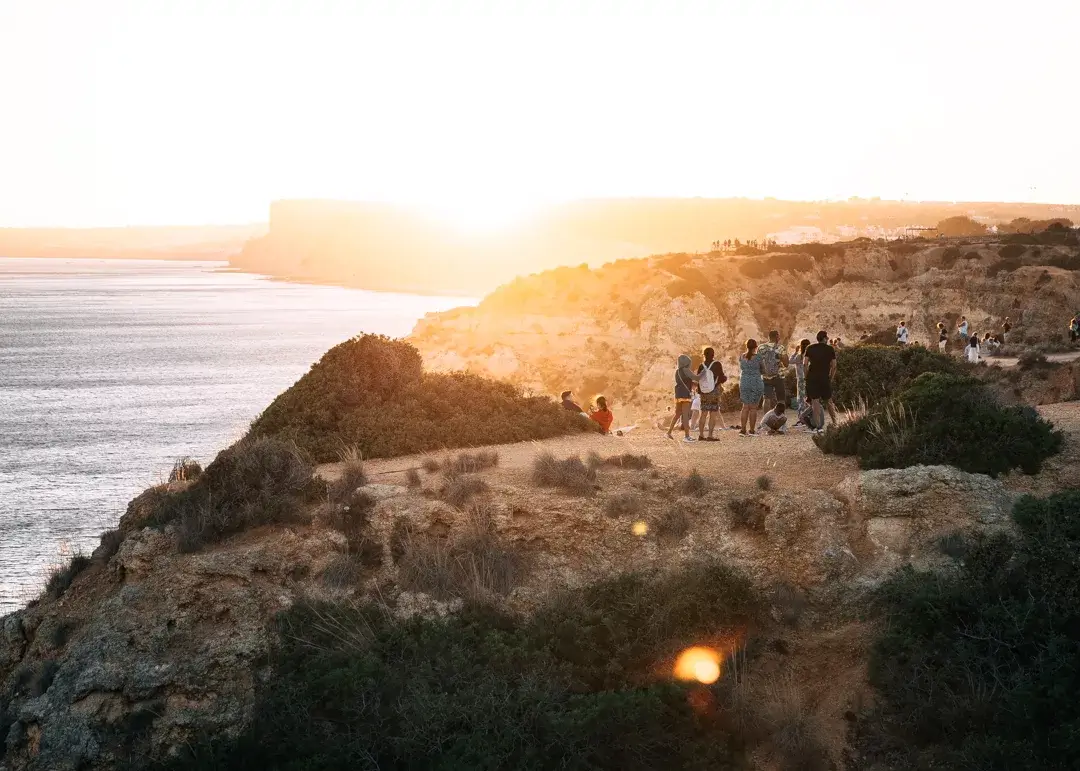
[159,561,757,770]
[249,334,590,462]
[833,345,964,408]
[816,372,1061,477]
[856,492,1080,770]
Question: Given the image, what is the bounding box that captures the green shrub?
[832,344,964,408]
[249,335,589,462]
[160,561,755,770]
[856,492,1080,770]
[816,373,1062,477]
[44,553,91,600]
[148,437,315,552]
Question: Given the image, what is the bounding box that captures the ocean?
[0,258,471,613]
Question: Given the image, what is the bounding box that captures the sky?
[1,0,1077,228]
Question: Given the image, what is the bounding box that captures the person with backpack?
[758,330,789,412]
[666,354,699,443]
[696,346,728,441]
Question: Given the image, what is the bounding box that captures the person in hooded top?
[666,354,699,443]
[589,395,614,434]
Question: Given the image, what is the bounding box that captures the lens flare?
[632,521,648,536]
[673,646,722,684]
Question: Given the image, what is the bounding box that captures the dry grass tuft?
[755,474,773,491]
[588,452,653,470]
[439,475,490,508]
[168,457,203,483]
[397,519,522,601]
[729,495,768,530]
[421,456,441,473]
[330,446,368,502]
[654,505,692,540]
[532,452,597,496]
[405,468,422,488]
[681,469,708,495]
[443,450,500,477]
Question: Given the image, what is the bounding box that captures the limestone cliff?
[409,238,1080,415]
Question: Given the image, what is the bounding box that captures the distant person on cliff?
[738,339,765,436]
[958,316,969,346]
[696,346,728,440]
[758,402,788,434]
[1070,316,1079,343]
[759,331,789,411]
[896,321,910,346]
[589,396,614,434]
[1001,317,1012,344]
[805,330,837,433]
[791,338,811,410]
[966,333,981,363]
[561,391,585,415]
[937,322,948,352]
[666,354,698,442]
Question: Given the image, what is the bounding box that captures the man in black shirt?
[561,390,583,414]
[804,330,838,432]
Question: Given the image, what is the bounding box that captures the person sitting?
[589,396,614,434]
[561,390,584,414]
[759,403,788,434]
[796,401,821,431]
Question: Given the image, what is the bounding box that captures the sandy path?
[986,350,1080,368]
[320,420,860,495]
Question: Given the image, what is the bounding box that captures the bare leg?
[812,398,823,429]
[690,409,701,434]
[740,404,750,433]
[749,407,759,433]
[706,411,717,439]
[681,403,692,437]
[666,409,680,438]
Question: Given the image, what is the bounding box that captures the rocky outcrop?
[409,240,1080,418]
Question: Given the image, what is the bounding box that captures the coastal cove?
[0,258,473,612]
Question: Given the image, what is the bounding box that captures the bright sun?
[421,196,542,235]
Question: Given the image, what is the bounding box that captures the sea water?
[0,258,471,613]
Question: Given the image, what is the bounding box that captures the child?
[759,403,788,434]
[589,396,614,434]
[689,391,702,433]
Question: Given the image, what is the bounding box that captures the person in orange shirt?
[589,395,614,434]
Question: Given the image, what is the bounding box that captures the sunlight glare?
[674,646,722,685]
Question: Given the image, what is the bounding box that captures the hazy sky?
[1,0,1077,227]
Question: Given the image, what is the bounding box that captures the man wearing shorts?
[804,330,837,433]
[666,354,699,443]
[758,330,789,411]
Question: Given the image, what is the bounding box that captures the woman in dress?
[791,338,810,411]
[966,332,981,364]
[738,338,765,435]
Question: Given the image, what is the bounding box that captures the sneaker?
[683,436,696,443]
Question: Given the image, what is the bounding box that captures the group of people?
[664,330,838,442]
[561,391,615,433]
[897,316,1012,363]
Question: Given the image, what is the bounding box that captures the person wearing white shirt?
[896,321,910,346]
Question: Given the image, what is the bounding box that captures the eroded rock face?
[836,465,1017,577]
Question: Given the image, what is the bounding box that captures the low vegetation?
[604,491,643,518]
[439,474,490,507]
[681,469,708,495]
[588,452,653,470]
[168,457,203,483]
[532,452,597,495]
[856,492,1080,769]
[249,335,589,462]
[163,561,759,770]
[145,436,317,552]
[816,373,1062,477]
[44,553,91,600]
[833,344,963,408]
[653,505,691,540]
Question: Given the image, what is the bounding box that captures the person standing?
[666,354,698,443]
[967,333,981,363]
[689,391,702,433]
[738,339,765,436]
[759,330,789,411]
[896,321,910,346]
[937,322,948,353]
[1070,316,1079,344]
[791,338,811,410]
[805,331,837,433]
[696,346,727,441]
[1001,317,1012,345]
[958,316,969,347]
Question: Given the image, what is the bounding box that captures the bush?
[681,469,708,495]
[833,344,964,408]
[249,335,589,462]
[148,437,315,552]
[590,453,653,470]
[323,490,377,550]
[816,373,1062,477]
[856,493,1080,769]
[998,242,1027,260]
[755,474,772,491]
[1017,349,1049,370]
[532,452,597,496]
[738,253,815,278]
[443,450,500,477]
[653,505,691,540]
[44,553,91,600]
[168,457,203,483]
[604,491,643,518]
[95,529,123,563]
[729,496,767,530]
[162,561,756,770]
[329,448,367,502]
[439,475,490,508]
[405,468,421,488]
